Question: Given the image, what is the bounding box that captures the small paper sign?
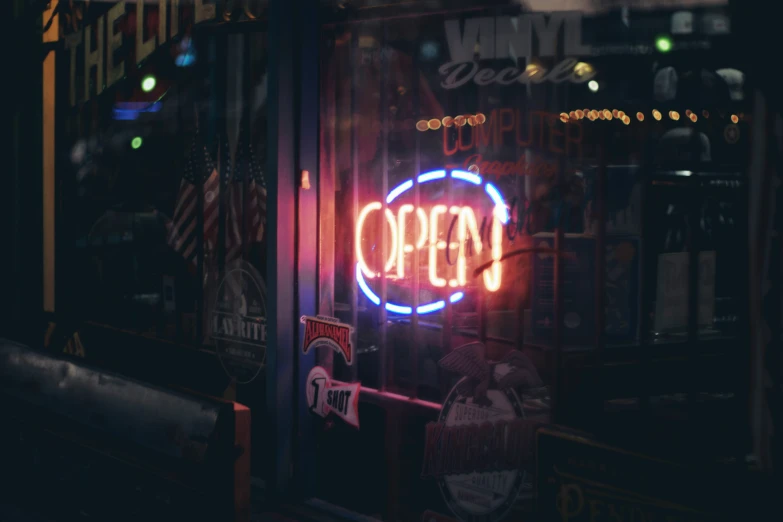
[306,366,361,429]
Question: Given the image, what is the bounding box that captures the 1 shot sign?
[306,366,361,429]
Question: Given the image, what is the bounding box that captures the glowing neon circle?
[355,169,508,316]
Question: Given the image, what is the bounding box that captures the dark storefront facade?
[4,1,781,521]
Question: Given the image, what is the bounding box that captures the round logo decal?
[212,261,267,384]
[422,343,545,522]
[306,366,330,417]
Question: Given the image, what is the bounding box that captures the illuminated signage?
[439,13,594,89]
[355,169,508,315]
[65,1,220,106]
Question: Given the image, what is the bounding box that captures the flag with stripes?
[226,127,267,262]
[216,131,241,265]
[166,133,220,266]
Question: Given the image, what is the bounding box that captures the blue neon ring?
[357,169,506,315]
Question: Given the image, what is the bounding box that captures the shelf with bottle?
[644,172,745,342]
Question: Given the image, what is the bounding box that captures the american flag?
[226,127,267,262]
[166,134,220,266]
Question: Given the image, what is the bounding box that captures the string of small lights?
[559,109,743,125]
[415,113,488,131]
[417,108,742,134]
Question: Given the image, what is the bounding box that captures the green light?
[131,137,143,149]
[141,75,156,92]
[655,35,673,53]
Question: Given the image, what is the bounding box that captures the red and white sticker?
[306,366,361,429]
[301,315,354,365]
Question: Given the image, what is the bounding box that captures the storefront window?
[54,1,272,476]
[315,0,742,520]
[57,1,269,353]
[40,1,753,519]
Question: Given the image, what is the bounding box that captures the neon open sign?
[355,169,509,315]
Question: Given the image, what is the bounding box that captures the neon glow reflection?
[356,169,508,315]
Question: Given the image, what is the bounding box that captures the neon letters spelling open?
[355,169,509,315]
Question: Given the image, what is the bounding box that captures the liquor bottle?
[702,187,741,336]
[651,188,690,339]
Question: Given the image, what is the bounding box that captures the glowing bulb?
[131,137,143,149]
[587,80,599,93]
[655,35,673,53]
[574,62,594,77]
[141,75,156,92]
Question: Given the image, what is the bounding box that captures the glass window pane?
[316,0,740,519]
[57,2,269,357]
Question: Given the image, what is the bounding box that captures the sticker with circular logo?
[211,261,266,384]
[724,124,740,144]
[422,343,548,522]
[306,366,330,418]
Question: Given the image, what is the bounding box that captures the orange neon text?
[355,203,503,292]
[443,108,584,159]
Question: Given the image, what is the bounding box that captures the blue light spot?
[417,301,445,314]
[386,303,413,314]
[451,170,482,185]
[417,170,446,183]
[420,41,439,60]
[386,180,414,204]
[356,265,381,305]
[484,183,509,224]
[175,51,196,67]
